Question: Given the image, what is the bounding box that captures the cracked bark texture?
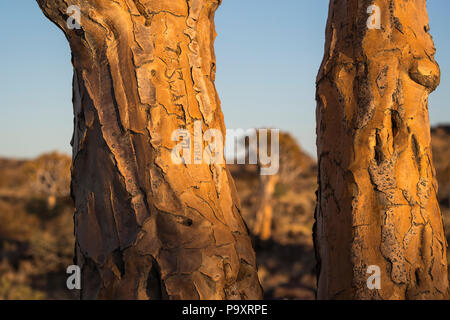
[36,0,262,300]
[315,0,449,299]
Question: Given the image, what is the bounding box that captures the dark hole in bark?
[391,109,402,139]
[411,134,421,170]
[374,131,384,166]
[146,257,165,300]
[415,268,421,286]
[160,210,193,227]
[112,249,125,278]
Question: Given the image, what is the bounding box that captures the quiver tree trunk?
[37,0,262,300]
[315,0,449,299]
[253,174,279,241]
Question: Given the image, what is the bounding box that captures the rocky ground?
[0,127,448,299]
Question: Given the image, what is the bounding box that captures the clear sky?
[0,1,449,158]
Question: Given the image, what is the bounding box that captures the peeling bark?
[315,0,449,299]
[36,0,262,300]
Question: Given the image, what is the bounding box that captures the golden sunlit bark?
[37,0,262,300]
[315,0,449,299]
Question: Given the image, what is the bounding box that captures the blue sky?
[0,1,449,158]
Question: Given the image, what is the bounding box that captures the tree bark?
[315,0,449,299]
[36,0,262,300]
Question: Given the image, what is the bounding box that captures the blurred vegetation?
[0,152,76,300]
